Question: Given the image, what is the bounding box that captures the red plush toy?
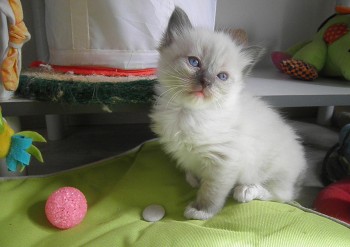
[314,178,350,224]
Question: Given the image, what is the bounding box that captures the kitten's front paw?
[233,184,266,203]
[184,202,215,220]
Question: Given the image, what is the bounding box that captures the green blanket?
[0,141,349,247]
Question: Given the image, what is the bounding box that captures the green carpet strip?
[16,74,156,105]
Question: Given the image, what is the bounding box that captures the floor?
[0,118,341,208]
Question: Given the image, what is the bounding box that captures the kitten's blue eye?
[217,72,228,81]
[188,57,200,68]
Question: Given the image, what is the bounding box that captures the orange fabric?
[1,0,30,91]
[30,61,157,77]
[9,0,23,21]
[336,6,350,14]
[1,48,18,91]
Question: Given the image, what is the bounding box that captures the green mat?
[16,71,156,105]
[0,140,350,247]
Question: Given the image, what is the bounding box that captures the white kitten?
[150,7,306,220]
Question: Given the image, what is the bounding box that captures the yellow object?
[0,118,15,158]
[1,0,31,91]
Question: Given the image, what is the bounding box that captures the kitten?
[150,7,306,220]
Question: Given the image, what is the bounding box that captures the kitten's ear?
[227,29,248,46]
[159,7,193,50]
[241,46,265,76]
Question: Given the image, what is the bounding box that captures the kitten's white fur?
[150,7,306,220]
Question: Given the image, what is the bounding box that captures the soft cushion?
[314,178,350,224]
[0,140,349,247]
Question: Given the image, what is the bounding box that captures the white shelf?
[1,69,350,116]
[246,68,350,107]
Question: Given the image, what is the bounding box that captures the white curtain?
[45,0,217,69]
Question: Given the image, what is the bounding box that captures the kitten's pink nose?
[194,91,204,97]
[193,84,204,91]
[192,84,205,97]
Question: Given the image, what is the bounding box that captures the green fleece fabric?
[0,141,349,247]
[16,75,156,105]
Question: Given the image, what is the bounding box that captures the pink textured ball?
[45,187,88,229]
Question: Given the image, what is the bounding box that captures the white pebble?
[142,204,165,222]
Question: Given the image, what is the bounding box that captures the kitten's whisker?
[158,66,192,84]
[155,85,190,107]
[159,72,192,84]
[162,60,184,75]
[158,80,186,86]
[154,86,182,105]
[156,76,188,89]
[158,86,181,98]
[158,66,182,77]
[166,89,184,109]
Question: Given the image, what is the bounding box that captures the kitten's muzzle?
[200,80,211,89]
[200,79,212,88]
[196,71,212,88]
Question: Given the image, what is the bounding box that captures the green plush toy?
[271,8,350,81]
